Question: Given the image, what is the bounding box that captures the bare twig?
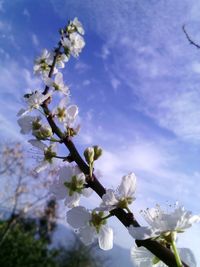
[183,24,200,49]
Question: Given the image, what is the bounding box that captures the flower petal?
[118,172,137,198]
[28,139,47,151]
[67,206,91,228]
[79,225,96,245]
[98,225,113,250]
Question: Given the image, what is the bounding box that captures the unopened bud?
[40,126,53,138]
[84,147,94,164]
[93,145,103,161]
[32,118,42,131]
[33,125,52,140]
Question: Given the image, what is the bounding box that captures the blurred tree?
[0,142,107,267]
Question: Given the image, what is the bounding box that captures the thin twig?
[183,24,200,49]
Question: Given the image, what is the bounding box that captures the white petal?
[59,166,74,183]
[128,226,153,240]
[17,116,34,134]
[131,246,167,267]
[49,182,66,200]
[118,172,137,198]
[67,105,78,120]
[98,225,113,250]
[55,72,63,84]
[44,77,53,87]
[79,225,96,245]
[67,206,91,228]
[82,188,93,197]
[34,161,48,173]
[28,139,47,151]
[17,108,29,117]
[72,165,82,176]
[64,192,80,208]
[102,189,118,206]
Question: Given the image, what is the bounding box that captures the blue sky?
[0,0,200,264]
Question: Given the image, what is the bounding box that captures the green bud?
[40,126,53,138]
[93,145,103,161]
[84,147,94,164]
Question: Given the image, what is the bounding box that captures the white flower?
[61,32,85,57]
[128,203,200,240]
[18,91,51,116]
[28,139,57,173]
[131,246,196,267]
[56,53,69,69]
[34,49,56,76]
[44,72,70,95]
[71,17,84,35]
[67,206,113,250]
[99,173,136,211]
[54,97,79,127]
[49,165,92,208]
[17,115,38,134]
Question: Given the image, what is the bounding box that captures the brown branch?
[183,24,200,49]
[40,28,189,267]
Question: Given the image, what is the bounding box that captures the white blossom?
[61,32,85,57]
[28,139,57,173]
[67,206,113,250]
[128,203,200,240]
[44,72,70,95]
[34,49,56,76]
[71,17,85,35]
[131,246,196,267]
[99,172,136,211]
[49,165,92,208]
[56,53,69,69]
[17,115,38,134]
[54,97,79,127]
[18,91,51,116]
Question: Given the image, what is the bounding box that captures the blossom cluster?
[17,17,199,266]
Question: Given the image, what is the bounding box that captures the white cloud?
[110,77,120,91]
[74,61,90,73]
[31,33,39,47]
[23,8,30,18]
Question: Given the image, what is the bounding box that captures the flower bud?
[33,125,52,140]
[93,145,103,161]
[32,118,42,131]
[40,125,53,138]
[84,147,94,164]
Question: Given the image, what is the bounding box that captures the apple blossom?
[55,53,69,69]
[61,32,85,57]
[99,172,137,211]
[44,72,70,95]
[67,206,113,250]
[70,17,85,35]
[128,203,200,241]
[54,98,79,129]
[17,115,39,134]
[18,91,51,116]
[33,49,56,76]
[49,165,92,208]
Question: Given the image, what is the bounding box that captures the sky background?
[0,0,200,265]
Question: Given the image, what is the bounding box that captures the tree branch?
[40,28,189,267]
